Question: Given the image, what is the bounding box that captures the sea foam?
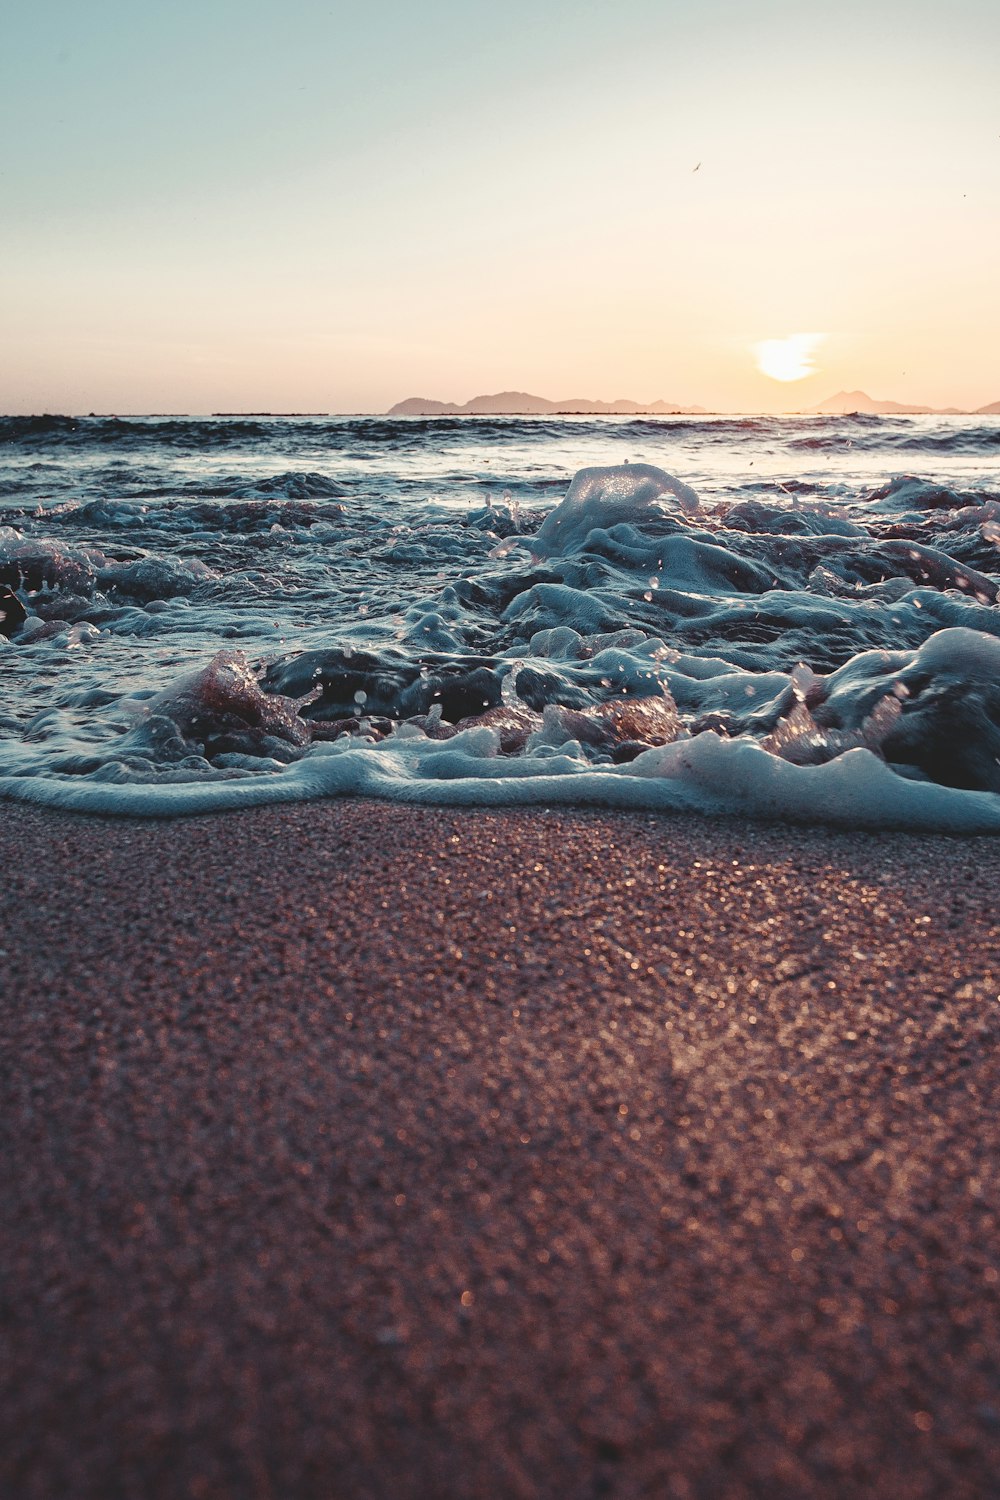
[3,425,1000,830]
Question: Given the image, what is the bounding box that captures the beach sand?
[2,798,998,1499]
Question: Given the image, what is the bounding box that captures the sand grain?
[1,800,998,1498]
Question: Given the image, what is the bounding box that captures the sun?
[754,333,825,382]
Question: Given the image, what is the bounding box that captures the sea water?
[2,411,1000,829]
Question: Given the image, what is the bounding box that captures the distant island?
[806,390,1000,416]
[388,391,707,417]
[388,389,1000,418]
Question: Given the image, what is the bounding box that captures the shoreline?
[3,799,998,1498]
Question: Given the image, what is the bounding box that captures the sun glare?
[754,333,826,383]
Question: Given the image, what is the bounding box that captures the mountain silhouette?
[388,391,706,416]
[806,390,965,415]
[388,389,999,418]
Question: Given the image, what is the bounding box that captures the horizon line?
[4,404,999,420]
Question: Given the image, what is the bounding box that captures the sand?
[1,798,999,1499]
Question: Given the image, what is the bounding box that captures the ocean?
[2,411,1000,829]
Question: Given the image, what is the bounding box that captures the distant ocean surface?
[3,411,1000,829]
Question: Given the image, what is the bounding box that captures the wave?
[790,420,1000,455]
[5,694,1000,833]
[4,457,1000,830]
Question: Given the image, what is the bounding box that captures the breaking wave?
[3,413,1000,829]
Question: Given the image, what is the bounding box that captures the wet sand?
[2,798,999,1499]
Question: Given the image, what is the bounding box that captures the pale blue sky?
[2,0,998,411]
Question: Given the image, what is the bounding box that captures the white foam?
[532,463,700,557]
[4,723,1000,832]
[911,624,1000,680]
[5,431,1000,832]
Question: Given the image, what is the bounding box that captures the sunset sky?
[2,0,998,414]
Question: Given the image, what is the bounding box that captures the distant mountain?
[388,397,466,416]
[806,390,963,416]
[388,390,706,417]
[390,389,997,418]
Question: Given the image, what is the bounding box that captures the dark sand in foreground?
[2,799,999,1499]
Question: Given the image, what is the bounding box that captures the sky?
[1,0,998,414]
